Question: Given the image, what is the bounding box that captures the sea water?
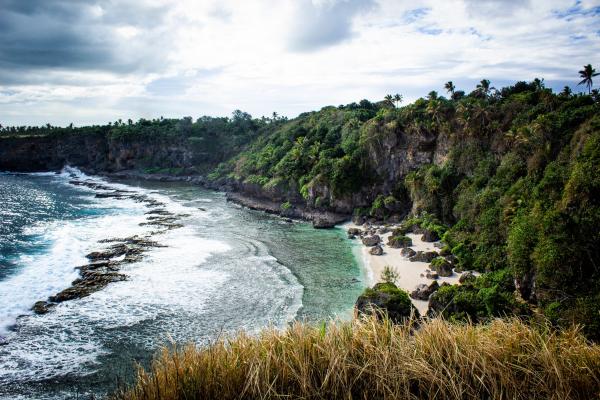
[0,168,365,399]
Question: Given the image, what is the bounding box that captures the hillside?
[1,80,599,339]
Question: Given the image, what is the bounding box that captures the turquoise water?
[0,169,365,399]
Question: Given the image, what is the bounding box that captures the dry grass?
[113,316,600,400]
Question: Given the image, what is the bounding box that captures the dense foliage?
[3,79,599,338]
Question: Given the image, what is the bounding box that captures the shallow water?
[0,168,365,399]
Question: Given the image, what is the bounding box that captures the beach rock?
[369,245,384,256]
[421,229,440,242]
[0,335,8,346]
[409,251,438,263]
[362,235,381,247]
[410,281,440,301]
[387,235,413,248]
[426,271,439,280]
[430,258,453,277]
[356,282,419,322]
[459,271,476,284]
[401,247,417,258]
[312,217,335,229]
[352,215,367,225]
[347,227,362,236]
[377,227,390,234]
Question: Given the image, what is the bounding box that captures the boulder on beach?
[347,227,362,236]
[426,271,439,280]
[313,217,335,229]
[369,245,384,256]
[409,251,438,263]
[430,257,453,277]
[362,235,381,247]
[387,235,413,249]
[459,271,476,284]
[410,281,440,301]
[356,282,419,322]
[421,229,440,242]
[401,247,417,258]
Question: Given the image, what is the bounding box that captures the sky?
[0,0,599,126]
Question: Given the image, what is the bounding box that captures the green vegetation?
[3,68,600,339]
[380,265,399,284]
[113,315,600,400]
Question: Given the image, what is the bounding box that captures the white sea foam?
[0,167,304,389]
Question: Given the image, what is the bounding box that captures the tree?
[394,93,403,107]
[381,265,399,284]
[578,64,599,94]
[427,91,438,101]
[444,81,456,96]
[384,94,394,107]
[560,86,572,97]
[476,79,494,97]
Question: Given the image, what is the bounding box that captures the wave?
[0,167,304,389]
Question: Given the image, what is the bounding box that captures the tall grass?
[113,316,600,400]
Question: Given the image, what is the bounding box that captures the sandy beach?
[343,222,463,315]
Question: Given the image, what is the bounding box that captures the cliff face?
[0,134,195,173]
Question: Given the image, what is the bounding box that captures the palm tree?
[393,93,403,107]
[560,86,572,97]
[384,94,394,107]
[578,64,599,94]
[476,79,493,97]
[444,81,455,96]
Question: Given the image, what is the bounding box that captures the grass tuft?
[113,316,600,400]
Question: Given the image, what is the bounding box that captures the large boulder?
[409,251,438,263]
[401,247,417,258]
[347,227,362,236]
[362,235,381,247]
[356,282,419,322]
[369,245,384,256]
[430,257,453,277]
[313,217,335,229]
[421,229,440,242]
[387,235,413,249]
[410,281,440,301]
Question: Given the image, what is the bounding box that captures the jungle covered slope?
[211,82,600,339]
[1,80,599,339]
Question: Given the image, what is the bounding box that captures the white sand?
[343,222,462,315]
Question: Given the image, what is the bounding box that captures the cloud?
[0,0,168,76]
[1,0,599,126]
[287,0,376,52]
[463,0,531,17]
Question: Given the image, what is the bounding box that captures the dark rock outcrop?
[387,235,412,248]
[370,245,384,256]
[430,258,453,277]
[401,247,417,258]
[410,281,440,301]
[356,282,419,322]
[409,251,438,263]
[421,229,440,242]
[362,235,381,247]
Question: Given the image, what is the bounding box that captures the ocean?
[0,168,365,399]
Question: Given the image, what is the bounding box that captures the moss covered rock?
[355,282,419,322]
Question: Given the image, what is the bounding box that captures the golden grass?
[113,316,600,400]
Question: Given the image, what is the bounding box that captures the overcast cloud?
[0,0,599,126]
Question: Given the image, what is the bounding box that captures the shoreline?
[341,222,464,315]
